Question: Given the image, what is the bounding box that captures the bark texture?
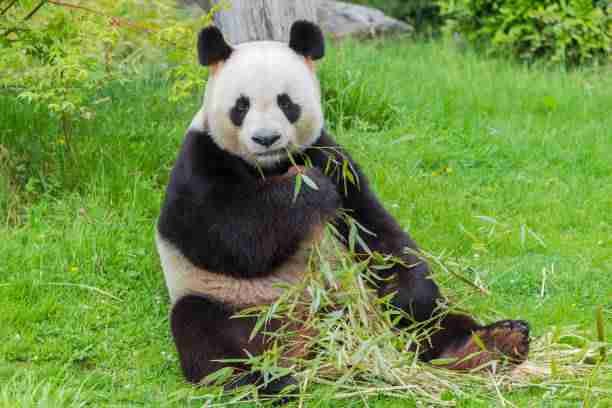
[211,0,320,44]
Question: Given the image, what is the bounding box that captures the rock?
[179,0,413,40]
[317,1,413,39]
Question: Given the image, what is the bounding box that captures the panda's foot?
[438,320,530,371]
[260,374,298,396]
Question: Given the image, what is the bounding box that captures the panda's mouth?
[255,149,287,158]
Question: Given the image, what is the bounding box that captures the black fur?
[302,133,487,359]
[157,129,340,279]
[230,95,250,127]
[277,93,301,124]
[298,133,440,320]
[159,128,486,376]
[288,21,325,60]
[198,26,233,66]
[171,294,297,388]
[160,23,528,395]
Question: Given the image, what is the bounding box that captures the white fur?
[192,41,324,167]
[189,106,206,131]
[156,227,327,308]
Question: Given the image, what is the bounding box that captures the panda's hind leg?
[420,313,530,371]
[384,269,530,370]
[436,319,530,370]
[170,295,296,393]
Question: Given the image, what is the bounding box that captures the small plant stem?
[60,112,73,153]
[23,0,48,21]
[1,0,18,16]
[596,305,606,361]
[47,0,105,16]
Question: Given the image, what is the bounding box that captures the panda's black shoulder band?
[198,26,233,66]
[289,20,325,60]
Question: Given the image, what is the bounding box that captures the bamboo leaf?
[348,221,357,253]
[201,367,234,386]
[293,173,303,204]
[355,231,372,256]
[352,218,377,237]
[472,333,487,351]
[342,159,356,185]
[249,313,267,341]
[430,357,458,366]
[302,173,319,190]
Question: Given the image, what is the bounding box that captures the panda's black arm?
[307,132,441,321]
[309,133,525,363]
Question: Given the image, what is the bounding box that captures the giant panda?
[156,21,530,395]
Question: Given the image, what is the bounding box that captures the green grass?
[1,38,611,406]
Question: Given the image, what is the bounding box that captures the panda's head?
[192,21,325,168]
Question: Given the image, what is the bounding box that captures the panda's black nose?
[252,131,281,148]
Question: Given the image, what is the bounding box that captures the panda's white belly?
[155,226,328,309]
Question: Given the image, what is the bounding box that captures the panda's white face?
[195,41,324,168]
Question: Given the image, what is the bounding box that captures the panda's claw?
[485,319,530,336]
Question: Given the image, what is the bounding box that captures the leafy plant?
[439,0,612,65]
[0,0,218,141]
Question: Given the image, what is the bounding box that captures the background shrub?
[0,0,215,139]
[439,0,612,65]
[348,0,443,32]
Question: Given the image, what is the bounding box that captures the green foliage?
[439,0,612,65]
[347,0,443,31]
[319,45,400,132]
[0,0,215,138]
[319,65,400,132]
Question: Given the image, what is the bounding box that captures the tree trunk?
[210,0,320,44]
[178,0,211,10]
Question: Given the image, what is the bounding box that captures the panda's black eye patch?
[230,95,250,127]
[277,93,301,124]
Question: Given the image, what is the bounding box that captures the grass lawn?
[1,39,611,406]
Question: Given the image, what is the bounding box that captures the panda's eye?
[277,94,301,124]
[278,96,291,110]
[230,96,250,127]
[235,96,250,113]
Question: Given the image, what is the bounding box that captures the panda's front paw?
[301,167,341,213]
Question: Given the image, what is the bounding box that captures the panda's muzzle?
[252,130,281,149]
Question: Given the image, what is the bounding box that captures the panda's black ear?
[289,20,325,61]
[197,26,233,66]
